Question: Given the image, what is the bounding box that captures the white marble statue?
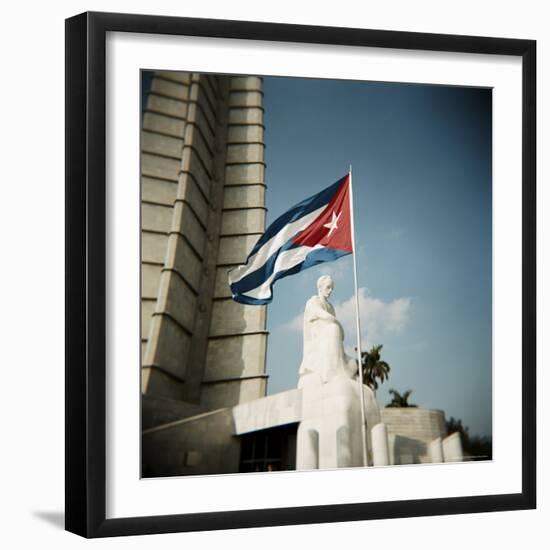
[298,275,358,388]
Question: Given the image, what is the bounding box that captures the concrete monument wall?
[380,407,447,464]
[142,408,241,476]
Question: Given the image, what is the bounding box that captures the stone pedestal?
[371,422,390,466]
[296,376,380,469]
[428,437,444,463]
[443,432,464,462]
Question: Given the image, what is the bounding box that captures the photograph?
[140,70,492,477]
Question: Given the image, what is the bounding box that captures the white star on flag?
[323,211,341,237]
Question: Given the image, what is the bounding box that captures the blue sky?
[261,76,492,438]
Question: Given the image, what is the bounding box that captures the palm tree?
[386,388,417,408]
[360,344,390,390]
[446,416,468,437]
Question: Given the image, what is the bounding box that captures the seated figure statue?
[298,274,358,388]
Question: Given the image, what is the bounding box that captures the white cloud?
[335,288,411,347]
[283,287,411,349]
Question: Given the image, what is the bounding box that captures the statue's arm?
[305,297,337,322]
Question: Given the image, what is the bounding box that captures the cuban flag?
[228,174,353,305]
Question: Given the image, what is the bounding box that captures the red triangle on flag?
[292,175,353,252]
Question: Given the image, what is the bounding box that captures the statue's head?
[317,275,334,299]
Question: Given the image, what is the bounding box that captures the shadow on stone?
[393,435,426,465]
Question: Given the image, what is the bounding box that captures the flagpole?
[348,165,368,467]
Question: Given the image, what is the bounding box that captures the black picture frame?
[65,11,536,538]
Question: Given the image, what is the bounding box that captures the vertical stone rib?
[202,76,268,410]
[143,74,207,398]
[141,73,189,375]
[180,76,230,404]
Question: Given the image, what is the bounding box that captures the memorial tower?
[141,71,268,428]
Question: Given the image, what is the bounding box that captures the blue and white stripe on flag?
[228,175,353,305]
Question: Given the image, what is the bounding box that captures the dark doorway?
[239,423,298,473]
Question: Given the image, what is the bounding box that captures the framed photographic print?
[65,11,536,538]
